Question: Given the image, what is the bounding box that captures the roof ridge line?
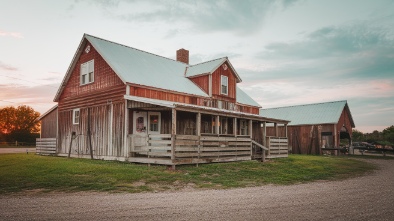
[188,57,227,67]
[261,100,347,110]
[84,33,186,65]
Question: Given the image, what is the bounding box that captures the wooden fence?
[36,138,57,155]
[266,136,288,158]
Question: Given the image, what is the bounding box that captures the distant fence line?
[0,141,36,146]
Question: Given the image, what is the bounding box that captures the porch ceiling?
[124,95,289,124]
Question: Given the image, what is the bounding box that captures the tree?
[0,105,40,143]
[352,129,364,142]
[382,125,394,146]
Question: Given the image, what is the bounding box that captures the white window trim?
[148,112,161,134]
[221,75,228,95]
[73,108,80,125]
[80,60,94,85]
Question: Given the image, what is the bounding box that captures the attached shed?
[260,100,355,154]
[36,105,58,155]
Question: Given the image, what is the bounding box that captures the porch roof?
[124,95,289,124]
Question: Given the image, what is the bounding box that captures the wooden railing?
[36,138,57,155]
[129,134,252,165]
[251,140,268,161]
[266,136,288,158]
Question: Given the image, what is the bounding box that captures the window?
[221,75,228,95]
[80,60,94,85]
[136,117,145,133]
[73,109,80,125]
[240,120,248,135]
[149,115,159,132]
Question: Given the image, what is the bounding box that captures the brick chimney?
[176,48,189,64]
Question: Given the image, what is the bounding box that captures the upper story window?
[221,75,228,95]
[80,60,94,85]
[73,108,80,125]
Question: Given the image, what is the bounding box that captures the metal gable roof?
[186,57,242,83]
[260,100,355,127]
[85,35,208,97]
[236,87,261,107]
[186,57,226,77]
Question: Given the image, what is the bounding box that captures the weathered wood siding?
[337,108,353,138]
[189,75,209,94]
[58,102,126,157]
[129,86,198,105]
[211,61,236,103]
[239,105,260,115]
[58,40,125,112]
[40,108,58,138]
[267,124,334,154]
[36,138,57,155]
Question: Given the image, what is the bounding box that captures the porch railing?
[266,136,288,158]
[129,134,252,165]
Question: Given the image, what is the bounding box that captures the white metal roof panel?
[259,100,351,126]
[236,87,261,107]
[186,57,227,77]
[86,35,208,97]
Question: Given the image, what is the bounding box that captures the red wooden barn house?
[37,34,289,166]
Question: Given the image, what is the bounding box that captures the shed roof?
[236,87,261,107]
[124,95,288,123]
[259,100,355,127]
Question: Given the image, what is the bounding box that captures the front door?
[133,111,147,135]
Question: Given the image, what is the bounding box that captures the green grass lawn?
[0,154,377,194]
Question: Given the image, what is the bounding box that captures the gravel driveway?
[0,158,393,221]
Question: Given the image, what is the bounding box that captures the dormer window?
[221,75,228,95]
[80,60,94,85]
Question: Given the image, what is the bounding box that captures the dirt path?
[1,159,393,221]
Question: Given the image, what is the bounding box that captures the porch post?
[196,112,201,136]
[233,118,237,137]
[171,109,177,168]
[274,123,278,137]
[249,119,253,160]
[215,115,220,135]
[249,120,253,138]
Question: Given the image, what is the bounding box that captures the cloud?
[0,84,59,114]
[82,0,301,34]
[0,61,18,71]
[254,23,394,82]
[0,30,23,38]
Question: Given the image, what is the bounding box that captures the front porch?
[124,96,290,166]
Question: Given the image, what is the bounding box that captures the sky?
[0,0,393,133]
